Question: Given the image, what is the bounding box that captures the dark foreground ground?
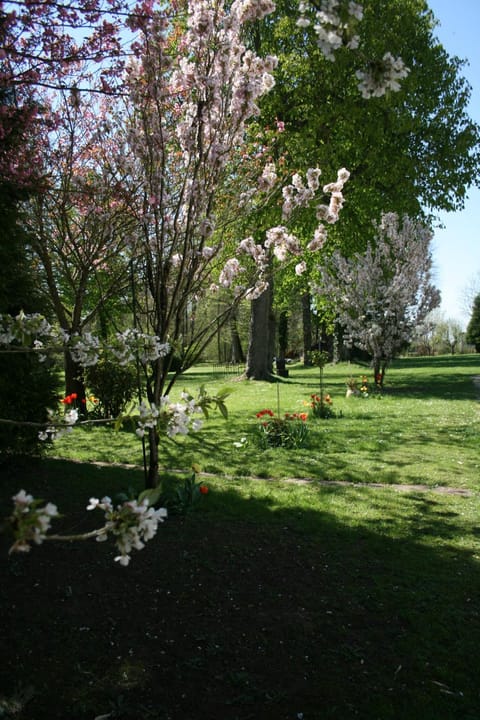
[1,459,479,720]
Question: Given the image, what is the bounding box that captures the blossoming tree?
[316,212,441,385]
[23,93,137,406]
[1,0,352,493]
[91,0,352,485]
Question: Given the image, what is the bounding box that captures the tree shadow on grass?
[1,464,480,720]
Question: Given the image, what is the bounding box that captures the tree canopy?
[254,0,480,251]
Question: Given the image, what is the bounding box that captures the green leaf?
[138,486,163,507]
[217,401,228,419]
[114,414,126,432]
[216,387,232,401]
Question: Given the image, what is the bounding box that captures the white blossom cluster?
[282,168,322,219]
[38,406,79,442]
[296,2,408,98]
[297,0,363,61]
[219,258,245,288]
[87,496,167,566]
[0,312,170,368]
[110,329,170,365]
[135,393,204,439]
[237,237,268,268]
[244,280,270,301]
[7,490,167,566]
[355,53,410,99]
[69,332,101,367]
[258,161,278,191]
[317,167,350,223]
[0,311,53,347]
[9,490,59,554]
[265,226,301,261]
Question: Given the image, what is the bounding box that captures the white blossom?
[69,332,101,367]
[219,258,244,287]
[356,53,410,99]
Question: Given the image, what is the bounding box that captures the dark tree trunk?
[245,282,275,380]
[229,308,245,364]
[276,310,289,377]
[146,427,160,488]
[64,350,87,416]
[373,357,387,387]
[302,292,312,366]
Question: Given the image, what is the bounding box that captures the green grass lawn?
[49,354,480,490]
[1,354,480,719]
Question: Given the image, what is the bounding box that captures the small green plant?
[160,467,209,515]
[345,376,359,395]
[346,375,380,399]
[255,409,309,449]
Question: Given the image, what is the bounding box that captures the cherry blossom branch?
[6,489,168,566]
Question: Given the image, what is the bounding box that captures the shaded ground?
[1,461,480,720]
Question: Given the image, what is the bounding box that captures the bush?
[0,352,58,459]
[85,359,138,418]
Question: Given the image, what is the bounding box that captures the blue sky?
[426,0,480,325]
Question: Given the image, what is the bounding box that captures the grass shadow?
[1,461,480,719]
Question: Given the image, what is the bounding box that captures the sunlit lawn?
[49,354,480,491]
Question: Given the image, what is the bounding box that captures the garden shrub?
[0,352,58,459]
[85,358,138,418]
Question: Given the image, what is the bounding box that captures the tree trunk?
[229,308,245,364]
[373,357,387,387]
[245,282,275,380]
[146,427,160,489]
[302,292,312,366]
[64,350,87,416]
[276,310,289,377]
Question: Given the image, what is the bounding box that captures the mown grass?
[49,354,480,490]
[1,354,480,719]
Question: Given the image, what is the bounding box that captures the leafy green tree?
[244,0,480,374]
[258,0,479,230]
[434,318,465,355]
[466,294,480,352]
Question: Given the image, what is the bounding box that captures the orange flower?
[199,485,209,495]
[256,409,274,418]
